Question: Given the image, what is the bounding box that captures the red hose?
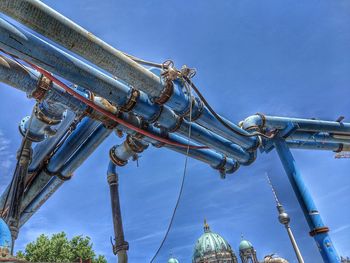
[27,62,208,149]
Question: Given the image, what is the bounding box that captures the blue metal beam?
[274,139,340,263]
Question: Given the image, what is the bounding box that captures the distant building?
[341,256,350,263]
[168,220,289,263]
[192,220,238,263]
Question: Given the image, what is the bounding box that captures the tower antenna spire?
[266,173,280,206]
[265,173,304,263]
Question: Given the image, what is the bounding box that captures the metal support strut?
[107,161,129,263]
[274,139,340,263]
[5,138,32,254]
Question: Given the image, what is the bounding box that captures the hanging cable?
[182,76,277,139]
[118,52,277,139]
[149,81,194,263]
[1,107,35,218]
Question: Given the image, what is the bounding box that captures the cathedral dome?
[239,239,254,251]
[168,257,179,263]
[192,220,237,263]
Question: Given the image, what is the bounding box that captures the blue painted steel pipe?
[20,118,101,212]
[0,55,239,174]
[28,111,76,172]
[286,132,350,145]
[287,141,350,152]
[0,18,255,164]
[19,124,111,226]
[46,118,100,173]
[114,113,239,175]
[243,114,350,135]
[274,139,340,263]
[0,111,75,213]
[0,1,258,150]
[149,68,258,150]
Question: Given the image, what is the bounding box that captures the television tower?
[267,175,304,263]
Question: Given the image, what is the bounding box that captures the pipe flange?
[109,146,128,166]
[107,173,117,185]
[31,74,52,101]
[43,167,71,181]
[153,81,174,105]
[126,135,147,153]
[309,226,329,237]
[35,104,62,125]
[241,151,257,166]
[19,116,45,142]
[334,144,343,153]
[213,156,227,172]
[226,161,240,174]
[254,112,266,130]
[120,88,140,112]
[112,241,129,255]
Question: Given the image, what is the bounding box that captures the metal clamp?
[34,103,61,125]
[334,144,344,153]
[31,74,52,101]
[44,167,72,181]
[120,88,140,112]
[109,146,128,166]
[111,239,129,255]
[153,81,174,105]
[126,135,147,153]
[309,226,329,237]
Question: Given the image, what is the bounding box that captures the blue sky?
[0,0,350,262]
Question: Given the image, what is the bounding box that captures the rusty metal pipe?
[107,162,128,263]
[0,0,164,98]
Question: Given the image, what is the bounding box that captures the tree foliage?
[16,232,106,263]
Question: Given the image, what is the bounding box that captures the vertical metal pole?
[285,225,304,263]
[107,162,128,263]
[267,175,304,263]
[274,139,340,263]
[6,139,32,254]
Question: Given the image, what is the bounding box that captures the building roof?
[168,257,179,263]
[192,220,234,261]
[239,239,254,251]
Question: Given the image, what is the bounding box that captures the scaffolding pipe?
[242,114,350,135]
[19,118,101,212]
[0,55,239,174]
[0,33,254,164]
[286,141,350,152]
[286,131,350,145]
[0,0,259,151]
[107,162,128,263]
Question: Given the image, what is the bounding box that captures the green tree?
[16,232,107,263]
